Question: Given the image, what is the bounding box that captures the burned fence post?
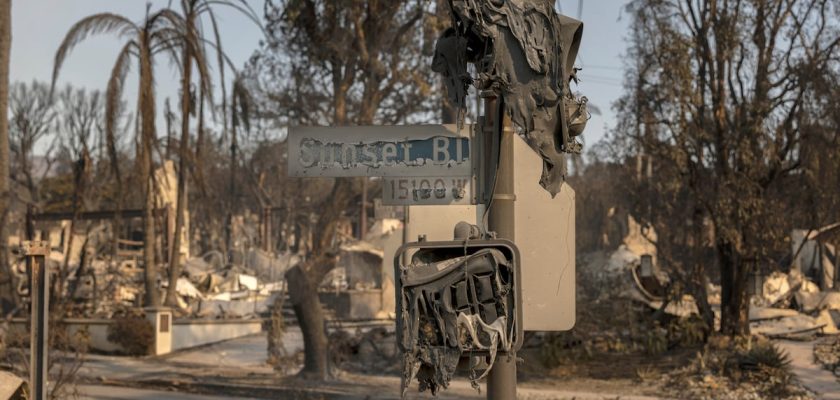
[23,240,49,400]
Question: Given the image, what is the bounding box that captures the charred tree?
[615,0,840,335]
[246,0,436,378]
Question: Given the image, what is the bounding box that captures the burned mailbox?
[395,239,522,395]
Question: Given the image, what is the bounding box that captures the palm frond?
[196,0,265,131]
[150,27,186,69]
[206,5,227,123]
[153,8,188,32]
[52,13,137,96]
[105,40,136,184]
[195,36,239,71]
[232,76,254,133]
[197,0,265,35]
[189,35,216,112]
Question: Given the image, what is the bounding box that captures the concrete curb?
[77,376,665,400]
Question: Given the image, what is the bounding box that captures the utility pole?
[484,94,517,399]
[24,241,49,400]
[481,88,516,400]
[360,178,367,239]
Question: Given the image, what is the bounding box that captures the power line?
[579,78,624,88]
[581,77,624,87]
[584,73,623,82]
[584,81,622,87]
[580,64,625,71]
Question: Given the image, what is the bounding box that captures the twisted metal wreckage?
[398,0,586,395]
[432,0,586,196]
[397,238,521,395]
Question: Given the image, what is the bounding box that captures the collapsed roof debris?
[433,0,585,195]
[791,224,838,291]
[584,220,840,341]
[12,206,397,321]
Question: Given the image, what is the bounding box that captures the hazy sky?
[556,0,631,148]
[9,0,265,155]
[10,0,264,103]
[9,0,630,150]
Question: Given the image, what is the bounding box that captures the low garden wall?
[9,317,264,354]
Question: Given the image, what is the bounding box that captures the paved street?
[79,385,261,400]
[73,331,664,399]
[161,333,278,372]
[80,334,840,400]
[776,340,840,400]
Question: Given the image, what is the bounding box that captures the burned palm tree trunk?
[225,121,236,254]
[139,28,160,307]
[57,155,89,302]
[165,32,194,307]
[0,0,12,305]
[226,85,240,255]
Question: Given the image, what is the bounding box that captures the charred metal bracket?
[394,239,522,395]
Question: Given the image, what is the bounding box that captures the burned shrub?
[266,293,287,371]
[664,337,807,400]
[328,329,355,368]
[667,315,709,348]
[1,315,89,399]
[735,340,792,374]
[326,327,399,374]
[107,315,153,356]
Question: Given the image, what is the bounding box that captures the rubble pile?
[536,250,694,371]
[573,220,840,341]
[170,250,291,319]
[748,269,840,339]
[587,243,840,341]
[12,243,294,320]
[568,222,839,396]
[10,213,389,322]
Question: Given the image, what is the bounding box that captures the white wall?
[9,318,264,354]
[171,320,263,351]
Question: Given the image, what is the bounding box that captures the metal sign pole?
[484,96,517,399]
[24,241,49,400]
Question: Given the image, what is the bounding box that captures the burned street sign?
[288,125,472,178]
[383,176,472,206]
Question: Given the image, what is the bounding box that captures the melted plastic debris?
[433,0,585,196]
[403,347,461,395]
[457,313,510,387]
[398,248,515,397]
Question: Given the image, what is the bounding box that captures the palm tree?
[224,74,253,254]
[0,0,12,305]
[52,7,181,307]
[159,0,261,307]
